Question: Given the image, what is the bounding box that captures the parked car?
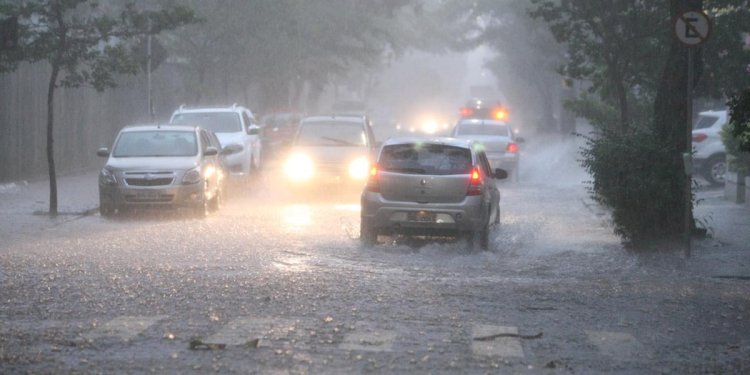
[260,112,303,159]
[283,114,377,190]
[97,125,228,217]
[692,109,728,185]
[451,118,522,181]
[360,137,508,250]
[170,104,262,178]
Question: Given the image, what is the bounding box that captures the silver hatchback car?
[360,137,508,250]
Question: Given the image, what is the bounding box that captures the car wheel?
[208,188,222,212]
[360,218,377,248]
[193,186,208,218]
[702,155,726,186]
[100,201,115,218]
[468,219,490,251]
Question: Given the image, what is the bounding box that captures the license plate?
[137,190,160,199]
[409,211,436,222]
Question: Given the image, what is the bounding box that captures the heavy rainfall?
[1,1,749,373]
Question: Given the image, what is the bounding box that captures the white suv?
[170,104,262,177]
[692,110,727,185]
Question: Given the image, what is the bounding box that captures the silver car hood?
[106,156,199,172]
[292,146,370,164]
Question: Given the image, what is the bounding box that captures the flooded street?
[2,149,748,374]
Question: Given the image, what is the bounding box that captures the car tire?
[360,218,377,248]
[208,188,222,212]
[100,202,115,218]
[193,186,208,218]
[702,155,726,186]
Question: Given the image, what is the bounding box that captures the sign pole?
[685,47,693,257]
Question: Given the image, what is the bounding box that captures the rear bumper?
[361,191,487,235]
[486,153,518,172]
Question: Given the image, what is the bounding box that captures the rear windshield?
[693,115,719,130]
[113,131,197,157]
[295,121,367,147]
[379,143,472,175]
[171,112,242,133]
[455,122,509,136]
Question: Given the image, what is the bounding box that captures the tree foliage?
[0,0,197,215]
[163,0,466,111]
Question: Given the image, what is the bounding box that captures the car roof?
[382,136,474,149]
[121,124,198,132]
[172,104,254,117]
[698,109,727,117]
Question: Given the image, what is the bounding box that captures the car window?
[242,112,255,128]
[455,122,510,136]
[113,131,197,157]
[478,151,492,177]
[379,143,472,175]
[199,130,212,153]
[693,115,719,130]
[171,112,243,133]
[296,121,367,147]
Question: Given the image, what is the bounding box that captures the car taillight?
[507,142,519,153]
[366,163,380,192]
[467,166,482,196]
[692,133,707,142]
[460,107,474,117]
[493,108,508,120]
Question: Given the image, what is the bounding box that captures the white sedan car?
[451,119,522,181]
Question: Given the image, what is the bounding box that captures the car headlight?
[284,153,314,182]
[348,157,370,180]
[99,168,117,185]
[182,167,201,185]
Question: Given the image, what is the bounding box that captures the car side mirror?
[97,147,110,157]
[247,125,260,135]
[204,147,219,156]
[494,168,508,180]
[221,143,243,155]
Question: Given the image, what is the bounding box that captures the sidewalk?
[0,170,99,244]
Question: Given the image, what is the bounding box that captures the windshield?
[295,121,367,147]
[171,112,242,133]
[113,131,197,157]
[455,122,510,137]
[379,143,472,175]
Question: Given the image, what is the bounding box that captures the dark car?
[260,112,303,159]
[459,98,508,121]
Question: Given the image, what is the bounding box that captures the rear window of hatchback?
[379,143,472,175]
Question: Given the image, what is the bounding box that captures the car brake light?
[460,107,474,117]
[507,142,519,153]
[467,166,482,196]
[366,163,379,192]
[692,133,707,142]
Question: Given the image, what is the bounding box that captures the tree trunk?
[652,0,703,237]
[47,62,59,217]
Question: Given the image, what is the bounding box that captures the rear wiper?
[388,167,427,174]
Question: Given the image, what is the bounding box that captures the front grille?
[125,177,174,186]
[123,171,175,187]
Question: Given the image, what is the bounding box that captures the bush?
[723,89,750,174]
[580,126,687,247]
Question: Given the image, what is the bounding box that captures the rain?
[1,1,749,373]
